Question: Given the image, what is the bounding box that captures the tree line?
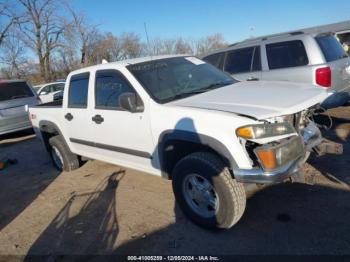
[0,0,228,84]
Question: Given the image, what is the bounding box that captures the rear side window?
[266,40,308,69]
[68,73,89,108]
[316,35,348,62]
[203,52,224,69]
[224,47,254,74]
[39,85,51,95]
[0,82,34,102]
[95,70,135,109]
[53,83,65,92]
[224,46,261,74]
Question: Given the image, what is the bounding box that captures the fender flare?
[38,120,70,151]
[158,130,239,176]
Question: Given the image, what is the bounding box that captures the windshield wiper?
[203,80,233,90]
[171,81,233,101]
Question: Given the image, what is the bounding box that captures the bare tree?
[16,0,64,81]
[119,32,144,59]
[0,34,28,78]
[146,37,193,56]
[174,38,193,54]
[64,3,100,66]
[0,1,21,45]
[85,32,119,64]
[195,33,228,57]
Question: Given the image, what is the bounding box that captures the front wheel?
[172,152,246,229]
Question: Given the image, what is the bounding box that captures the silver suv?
[0,80,40,135]
[202,32,350,108]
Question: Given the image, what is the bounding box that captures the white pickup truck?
[29,55,333,229]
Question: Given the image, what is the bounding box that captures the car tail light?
[315,67,331,88]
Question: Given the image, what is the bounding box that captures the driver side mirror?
[119,92,144,113]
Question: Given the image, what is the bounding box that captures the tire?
[172,152,246,229]
[49,135,80,172]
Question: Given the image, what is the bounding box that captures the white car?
[35,82,65,103]
[29,55,336,229]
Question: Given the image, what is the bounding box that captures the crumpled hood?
[170,81,329,120]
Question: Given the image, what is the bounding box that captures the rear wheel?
[172,152,246,229]
[49,135,80,172]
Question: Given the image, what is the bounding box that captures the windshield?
[127,56,236,103]
[0,81,34,102]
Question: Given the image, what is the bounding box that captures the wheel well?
[39,123,60,151]
[161,139,230,179]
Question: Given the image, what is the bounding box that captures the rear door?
[62,73,93,154]
[315,35,350,92]
[88,69,154,171]
[223,46,262,81]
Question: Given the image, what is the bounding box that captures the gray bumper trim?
[234,158,303,184]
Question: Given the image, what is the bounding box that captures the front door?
[88,69,155,173]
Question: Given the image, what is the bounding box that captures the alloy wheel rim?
[182,174,219,218]
[51,146,64,170]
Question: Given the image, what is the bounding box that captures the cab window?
[95,70,135,109]
[68,73,89,108]
[224,46,261,74]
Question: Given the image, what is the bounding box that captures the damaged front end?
[234,106,343,184]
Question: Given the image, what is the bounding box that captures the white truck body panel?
[170,80,329,120]
[29,55,328,178]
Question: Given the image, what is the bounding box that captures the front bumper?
[235,125,314,184]
[234,157,303,184]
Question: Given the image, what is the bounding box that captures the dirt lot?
[0,106,350,257]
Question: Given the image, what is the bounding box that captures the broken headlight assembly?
[236,122,296,140]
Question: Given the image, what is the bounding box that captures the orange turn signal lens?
[255,149,277,170]
[236,126,253,139]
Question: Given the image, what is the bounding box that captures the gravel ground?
[0,106,349,257]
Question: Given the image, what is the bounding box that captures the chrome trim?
[234,157,303,184]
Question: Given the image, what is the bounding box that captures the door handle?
[247,77,259,81]
[65,113,73,121]
[92,114,104,124]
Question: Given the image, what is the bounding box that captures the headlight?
[236,122,296,139]
[254,136,304,171]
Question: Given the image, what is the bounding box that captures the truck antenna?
[144,22,153,58]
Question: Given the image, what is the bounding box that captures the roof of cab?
[69,54,188,76]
